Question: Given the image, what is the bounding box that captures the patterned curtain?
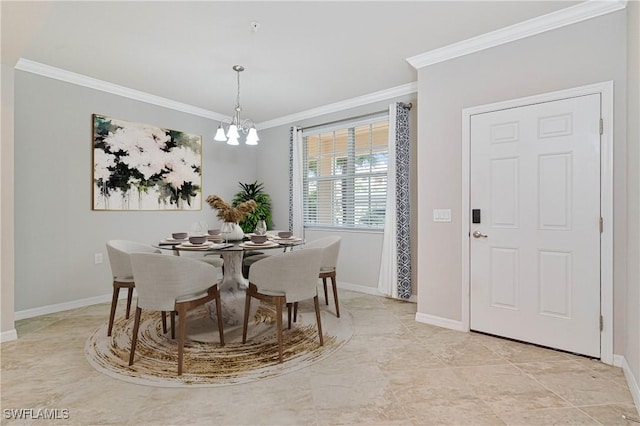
[289,126,304,238]
[378,102,412,299]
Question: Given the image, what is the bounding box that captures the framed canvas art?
[92,114,202,210]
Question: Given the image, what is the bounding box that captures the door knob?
[472,231,488,238]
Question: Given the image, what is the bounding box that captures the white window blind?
[302,115,389,230]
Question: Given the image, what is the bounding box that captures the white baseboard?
[14,293,117,321]
[613,354,625,368]
[614,355,640,414]
[335,281,417,302]
[336,281,385,297]
[0,329,18,343]
[415,312,467,332]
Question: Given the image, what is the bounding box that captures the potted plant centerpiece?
[205,195,256,241]
[232,181,273,234]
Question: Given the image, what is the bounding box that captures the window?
[302,115,389,230]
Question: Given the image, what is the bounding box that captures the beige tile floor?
[1,290,638,425]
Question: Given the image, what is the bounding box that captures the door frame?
[461,81,614,364]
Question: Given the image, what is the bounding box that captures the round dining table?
[155,235,304,327]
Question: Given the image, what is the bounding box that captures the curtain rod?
[298,102,412,132]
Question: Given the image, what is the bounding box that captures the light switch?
[433,209,452,222]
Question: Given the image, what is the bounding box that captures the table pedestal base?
[206,250,258,327]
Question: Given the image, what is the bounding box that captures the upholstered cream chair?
[129,253,225,375]
[106,240,160,336]
[243,236,342,317]
[201,254,225,268]
[299,236,342,318]
[242,248,323,362]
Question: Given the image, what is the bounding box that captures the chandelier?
[214,65,259,145]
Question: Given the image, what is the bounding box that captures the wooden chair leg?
[242,288,252,343]
[287,303,292,329]
[125,287,134,319]
[161,311,167,334]
[331,274,340,318]
[314,295,324,346]
[170,312,176,339]
[107,285,119,337]
[276,299,284,362]
[293,302,298,322]
[214,288,225,346]
[242,264,249,279]
[322,277,329,305]
[128,307,142,366]
[176,306,187,376]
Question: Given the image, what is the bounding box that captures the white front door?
[470,94,601,357]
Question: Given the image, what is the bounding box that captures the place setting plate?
[175,241,216,250]
[246,233,275,240]
[239,241,280,248]
[158,237,187,246]
[272,236,302,243]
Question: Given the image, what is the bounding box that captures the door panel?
[491,158,519,227]
[470,94,601,357]
[539,153,572,230]
[538,250,572,318]
[490,247,519,309]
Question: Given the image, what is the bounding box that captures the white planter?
[222,222,245,241]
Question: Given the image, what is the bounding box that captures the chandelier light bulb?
[226,124,240,139]
[214,126,227,142]
[227,135,240,146]
[246,127,259,145]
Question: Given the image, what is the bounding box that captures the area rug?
[85,300,352,387]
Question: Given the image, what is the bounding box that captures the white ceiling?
[2,1,582,124]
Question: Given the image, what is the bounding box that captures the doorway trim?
[461,81,614,364]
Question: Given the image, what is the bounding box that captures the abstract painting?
[92,114,202,210]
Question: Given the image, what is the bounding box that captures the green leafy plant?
[232,181,272,233]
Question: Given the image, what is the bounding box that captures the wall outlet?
[94,253,103,264]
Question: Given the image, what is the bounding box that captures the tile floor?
[1,290,638,425]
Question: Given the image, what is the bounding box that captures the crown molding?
[15,58,228,121]
[257,81,417,130]
[15,58,416,129]
[407,0,628,69]
[12,1,627,127]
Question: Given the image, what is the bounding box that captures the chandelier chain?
[235,67,242,114]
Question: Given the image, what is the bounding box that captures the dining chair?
[129,253,225,375]
[241,251,266,278]
[201,254,225,268]
[242,248,323,362]
[106,240,160,337]
[240,230,296,277]
[299,236,342,318]
[242,236,342,318]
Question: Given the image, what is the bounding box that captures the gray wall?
[14,71,259,312]
[415,10,630,352]
[625,0,640,402]
[254,97,417,293]
[1,63,16,335]
[11,71,418,314]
